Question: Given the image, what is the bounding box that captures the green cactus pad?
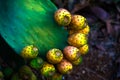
[0,0,68,58]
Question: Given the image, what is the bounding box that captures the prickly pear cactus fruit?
[50,73,63,80]
[54,8,71,26]
[40,62,56,77]
[68,33,87,47]
[19,65,36,80]
[79,44,89,55]
[57,59,73,74]
[46,48,63,64]
[63,46,80,61]
[20,45,38,59]
[29,57,44,69]
[68,15,87,30]
[77,25,90,35]
[69,25,90,35]
[71,56,82,66]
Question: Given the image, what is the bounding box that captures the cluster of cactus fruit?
[19,8,90,80]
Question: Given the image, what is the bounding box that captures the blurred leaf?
[71,0,89,13]
[106,20,114,35]
[91,6,110,22]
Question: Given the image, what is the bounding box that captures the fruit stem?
[63,16,70,25]
[56,51,61,57]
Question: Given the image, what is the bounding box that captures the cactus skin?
[20,45,38,59]
[71,56,83,66]
[68,33,87,47]
[54,8,71,26]
[69,25,90,35]
[40,63,56,77]
[63,46,80,61]
[68,15,87,30]
[46,48,63,64]
[29,57,44,69]
[79,44,89,55]
[57,59,73,74]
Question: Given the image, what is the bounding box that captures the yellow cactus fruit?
[71,56,82,66]
[20,45,39,59]
[69,25,90,35]
[68,15,87,30]
[79,44,89,55]
[54,8,71,26]
[68,33,87,47]
[40,62,56,77]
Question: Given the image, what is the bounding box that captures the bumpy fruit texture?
[68,33,87,47]
[79,44,89,55]
[57,59,73,74]
[50,73,63,80]
[54,8,71,26]
[69,25,90,35]
[63,46,80,61]
[68,15,86,30]
[71,56,82,66]
[46,48,63,64]
[40,63,56,77]
[30,57,44,69]
[20,45,38,59]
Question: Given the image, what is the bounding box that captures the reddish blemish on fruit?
[63,46,80,61]
[57,59,73,74]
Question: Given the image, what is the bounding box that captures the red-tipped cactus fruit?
[57,59,73,74]
[63,46,80,61]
